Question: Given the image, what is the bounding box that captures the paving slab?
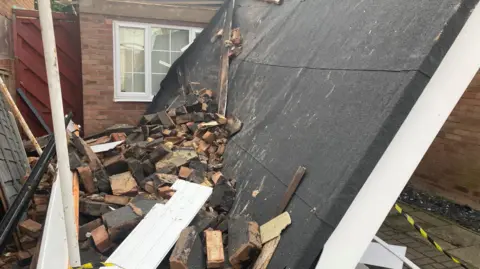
[407,231,457,250]
[448,245,480,268]
[427,225,480,248]
[384,215,435,232]
[409,211,450,227]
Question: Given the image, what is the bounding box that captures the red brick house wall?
[79,0,216,135]
[412,70,480,209]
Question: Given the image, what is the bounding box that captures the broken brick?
[158,186,176,199]
[158,111,175,128]
[110,132,127,142]
[197,140,210,153]
[103,154,128,176]
[205,230,225,268]
[202,131,216,144]
[212,172,226,185]
[109,171,139,196]
[102,198,157,242]
[91,225,112,253]
[19,219,42,238]
[216,144,226,156]
[142,159,155,176]
[79,218,103,242]
[69,151,83,170]
[80,199,111,217]
[19,235,36,250]
[178,167,193,179]
[105,195,130,206]
[76,166,97,194]
[191,209,219,232]
[170,227,199,269]
[209,180,236,213]
[126,158,145,185]
[149,145,172,163]
[228,216,262,269]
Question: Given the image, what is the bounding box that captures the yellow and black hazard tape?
[394,204,469,269]
[70,262,120,269]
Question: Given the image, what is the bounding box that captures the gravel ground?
[399,186,480,232]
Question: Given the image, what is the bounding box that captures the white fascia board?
[106,180,212,269]
[37,171,70,269]
[316,5,480,269]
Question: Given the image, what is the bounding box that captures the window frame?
[113,21,202,102]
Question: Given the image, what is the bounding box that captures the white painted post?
[37,0,81,266]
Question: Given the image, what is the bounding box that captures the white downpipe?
[316,5,480,269]
[37,0,81,266]
[373,236,420,269]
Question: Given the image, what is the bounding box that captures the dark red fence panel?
[13,9,83,137]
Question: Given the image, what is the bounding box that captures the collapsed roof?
[146,0,479,267]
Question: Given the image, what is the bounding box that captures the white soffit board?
[360,242,406,269]
[106,180,212,269]
[37,171,69,269]
[316,5,480,269]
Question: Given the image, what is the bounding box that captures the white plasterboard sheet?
[317,5,480,269]
[37,171,69,269]
[360,242,406,269]
[106,180,212,269]
[90,141,124,153]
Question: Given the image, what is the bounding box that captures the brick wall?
[0,0,34,17]
[412,70,480,209]
[80,12,207,135]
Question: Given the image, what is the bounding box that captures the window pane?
[119,26,145,94]
[119,27,144,50]
[121,73,133,92]
[133,49,145,72]
[171,30,189,51]
[152,74,165,95]
[171,52,182,63]
[133,73,145,93]
[151,28,169,50]
[120,48,133,73]
[151,51,170,73]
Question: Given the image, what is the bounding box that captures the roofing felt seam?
[146,0,479,267]
[239,58,433,77]
[227,139,337,228]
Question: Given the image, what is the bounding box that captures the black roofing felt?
[146,0,478,267]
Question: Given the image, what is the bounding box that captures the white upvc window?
[113,21,202,102]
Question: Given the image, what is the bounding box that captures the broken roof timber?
[317,5,480,269]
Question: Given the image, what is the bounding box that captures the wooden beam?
[79,0,216,24]
[217,0,235,116]
[277,166,306,214]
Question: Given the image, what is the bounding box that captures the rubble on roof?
[0,83,287,269]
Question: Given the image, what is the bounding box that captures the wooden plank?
[73,172,80,232]
[217,0,235,116]
[252,236,281,269]
[107,180,212,269]
[80,0,216,24]
[277,166,306,214]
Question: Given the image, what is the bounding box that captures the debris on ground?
[399,185,480,232]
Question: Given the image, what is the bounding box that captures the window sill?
[114,95,154,103]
